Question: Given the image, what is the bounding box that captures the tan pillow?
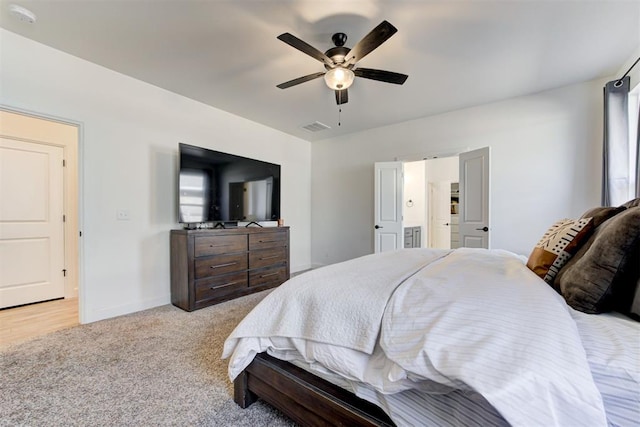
[527,218,593,284]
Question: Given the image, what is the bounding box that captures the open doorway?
[0,109,80,344]
[403,157,459,249]
[374,147,490,252]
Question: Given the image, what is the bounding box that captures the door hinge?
[63,214,66,222]
[63,159,66,167]
[62,269,67,277]
[79,231,82,237]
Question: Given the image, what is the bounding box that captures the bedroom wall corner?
[617,47,640,88]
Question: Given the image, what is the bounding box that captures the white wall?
[0,29,312,323]
[311,79,606,266]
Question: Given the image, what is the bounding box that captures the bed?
[223,202,640,426]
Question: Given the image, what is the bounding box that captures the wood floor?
[0,298,79,348]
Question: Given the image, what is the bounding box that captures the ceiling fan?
[276,21,408,105]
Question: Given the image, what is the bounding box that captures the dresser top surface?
[171,226,289,236]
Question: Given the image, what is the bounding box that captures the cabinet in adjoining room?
[170,227,289,311]
[450,183,460,249]
[404,226,422,248]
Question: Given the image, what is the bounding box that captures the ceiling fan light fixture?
[277,21,407,105]
[324,67,355,90]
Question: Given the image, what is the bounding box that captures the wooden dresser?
[170,227,290,311]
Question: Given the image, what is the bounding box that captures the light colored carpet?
[1,290,295,426]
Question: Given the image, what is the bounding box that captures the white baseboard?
[82,294,171,324]
[291,263,313,275]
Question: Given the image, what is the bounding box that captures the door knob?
[476,226,489,232]
[375,225,383,229]
[444,223,450,226]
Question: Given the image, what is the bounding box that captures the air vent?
[302,121,331,132]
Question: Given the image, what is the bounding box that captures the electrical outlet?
[116,209,130,221]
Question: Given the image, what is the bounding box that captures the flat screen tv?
[178,143,281,225]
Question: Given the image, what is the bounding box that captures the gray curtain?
[636,103,640,198]
[602,76,631,206]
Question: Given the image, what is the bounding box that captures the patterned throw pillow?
[526,218,593,284]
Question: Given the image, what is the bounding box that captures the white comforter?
[223,248,609,427]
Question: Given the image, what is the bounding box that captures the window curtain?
[602,76,632,206]
[636,97,640,198]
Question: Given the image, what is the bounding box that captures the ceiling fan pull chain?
[337,89,342,126]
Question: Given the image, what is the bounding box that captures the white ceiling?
[1,1,639,142]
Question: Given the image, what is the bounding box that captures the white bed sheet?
[378,248,606,426]
[285,308,640,427]
[223,248,638,426]
[569,310,640,426]
[224,248,449,358]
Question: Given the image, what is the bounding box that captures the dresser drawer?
[249,265,288,289]
[195,234,247,257]
[249,246,287,269]
[195,271,248,303]
[249,231,288,250]
[194,253,247,279]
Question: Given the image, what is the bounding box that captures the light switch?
[116,209,130,221]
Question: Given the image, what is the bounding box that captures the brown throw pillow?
[526,218,593,284]
[580,206,626,228]
[629,251,640,320]
[556,207,640,315]
[554,205,628,291]
[621,198,640,209]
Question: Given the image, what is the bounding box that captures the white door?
[0,138,65,308]
[374,162,403,253]
[429,180,451,249]
[459,147,490,248]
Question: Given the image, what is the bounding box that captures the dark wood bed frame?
[234,353,396,426]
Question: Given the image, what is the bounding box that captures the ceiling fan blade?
[335,89,349,105]
[343,21,398,65]
[277,72,326,89]
[354,68,408,85]
[277,33,334,67]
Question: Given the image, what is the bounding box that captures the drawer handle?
[210,262,237,269]
[259,255,279,260]
[258,240,279,244]
[209,244,229,248]
[260,272,279,278]
[211,280,242,289]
